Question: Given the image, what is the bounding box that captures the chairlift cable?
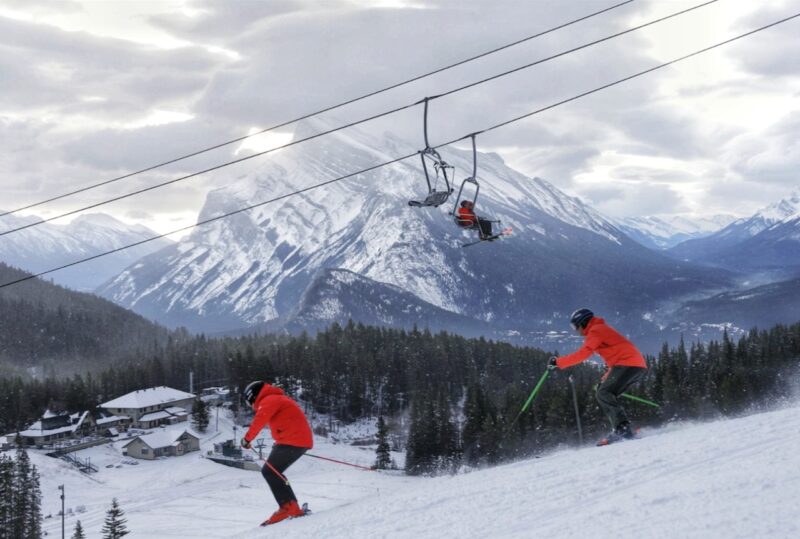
[0,0,713,237]
[0,1,634,220]
[0,10,795,289]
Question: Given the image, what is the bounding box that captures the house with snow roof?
[17,410,92,446]
[11,408,130,447]
[122,429,200,460]
[100,386,196,429]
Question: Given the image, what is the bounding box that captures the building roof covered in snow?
[123,429,199,450]
[100,386,195,410]
[18,410,91,438]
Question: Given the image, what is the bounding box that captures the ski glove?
[548,356,558,370]
[240,437,252,449]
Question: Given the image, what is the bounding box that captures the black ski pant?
[477,218,494,238]
[596,366,647,429]
[261,444,307,506]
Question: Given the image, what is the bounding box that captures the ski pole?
[305,452,376,472]
[506,367,552,433]
[621,393,660,408]
[248,447,290,485]
[568,375,584,445]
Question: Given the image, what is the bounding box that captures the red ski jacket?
[556,317,647,370]
[457,207,477,227]
[244,384,313,449]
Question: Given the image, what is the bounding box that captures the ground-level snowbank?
[27,403,800,538]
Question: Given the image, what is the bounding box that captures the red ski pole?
[249,447,290,485]
[305,452,375,472]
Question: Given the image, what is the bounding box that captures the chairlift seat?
[408,190,452,208]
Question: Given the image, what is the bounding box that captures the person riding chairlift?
[456,200,495,240]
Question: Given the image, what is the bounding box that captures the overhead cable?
[0,0,634,219]
[0,0,719,238]
[1,9,795,290]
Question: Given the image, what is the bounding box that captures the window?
[141,448,149,455]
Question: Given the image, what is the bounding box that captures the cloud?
[1,0,799,234]
[582,182,688,217]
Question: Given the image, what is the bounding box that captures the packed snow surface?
[29,403,800,539]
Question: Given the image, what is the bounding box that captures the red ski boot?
[260,501,306,526]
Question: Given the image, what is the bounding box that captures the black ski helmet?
[569,308,594,331]
[244,380,265,406]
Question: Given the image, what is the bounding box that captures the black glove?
[548,356,558,370]
[240,437,252,449]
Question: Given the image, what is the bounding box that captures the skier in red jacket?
[456,200,495,240]
[549,309,648,443]
[240,380,314,526]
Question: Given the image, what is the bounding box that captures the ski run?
[31,401,800,539]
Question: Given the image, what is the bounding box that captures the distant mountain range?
[97,120,731,349]
[613,214,736,250]
[668,191,800,276]
[0,212,172,291]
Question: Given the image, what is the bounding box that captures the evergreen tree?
[101,498,130,539]
[405,391,436,475]
[191,398,210,433]
[374,416,392,470]
[12,444,31,538]
[72,520,86,539]
[0,453,13,539]
[25,465,42,539]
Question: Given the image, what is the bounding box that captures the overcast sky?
[1,0,799,236]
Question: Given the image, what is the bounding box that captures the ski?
[596,426,642,446]
[462,227,513,247]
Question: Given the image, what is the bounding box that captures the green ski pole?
[506,368,552,433]
[621,392,660,408]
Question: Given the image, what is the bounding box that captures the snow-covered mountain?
[614,214,736,250]
[669,190,800,273]
[34,402,800,538]
[0,212,173,291]
[262,268,502,337]
[99,119,729,342]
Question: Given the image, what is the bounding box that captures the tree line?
[2,320,798,476]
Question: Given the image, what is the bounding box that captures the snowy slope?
[31,403,800,539]
[614,214,736,250]
[0,212,172,291]
[98,119,728,340]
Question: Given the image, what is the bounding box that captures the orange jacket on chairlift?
[457,206,477,227]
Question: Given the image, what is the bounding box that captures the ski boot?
[260,500,306,526]
[596,421,635,446]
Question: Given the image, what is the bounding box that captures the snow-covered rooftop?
[100,386,195,410]
[18,421,76,437]
[138,411,173,422]
[95,414,129,425]
[123,429,198,450]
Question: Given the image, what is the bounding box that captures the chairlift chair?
[450,134,505,245]
[408,98,454,208]
[450,134,481,223]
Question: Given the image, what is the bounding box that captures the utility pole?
[58,484,65,539]
[189,371,194,394]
